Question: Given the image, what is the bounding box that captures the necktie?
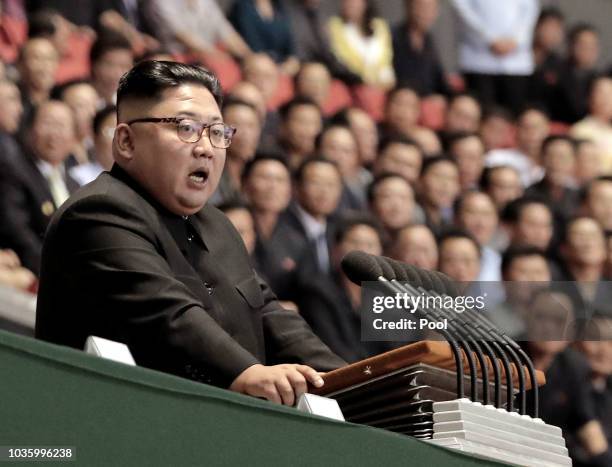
[315,231,330,273]
[47,166,70,208]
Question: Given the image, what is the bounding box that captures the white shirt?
[451,0,539,75]
[36,160,70,208]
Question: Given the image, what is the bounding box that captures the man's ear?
[113,123,135,161]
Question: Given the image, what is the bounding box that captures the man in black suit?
[0,99,79,274]
[36,61,345,406]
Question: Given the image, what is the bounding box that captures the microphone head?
[416,267,435,291]
[374,255,396,280]
[341,250,383,285]
[385,257,409,281]
[402,263,422,286]
[429,272,448,295]
[435,271,458,296]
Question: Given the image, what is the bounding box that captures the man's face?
[20,38,59,93]
[572,30,599,69]
[297,162,342,218]
[543,140,575,187]
[296,63,331,108]
[336,225,382,261]
[394,226,438,270]
[319,127,359,178]
[93,48,134,102]
[516,110,549,155]
[420,161,460,209]
[31,101,75,165]
[376,143,422,185]
[115,84,226,216]
[347,108,378,166]
[565,218,606,267]
[438,238,480,283]
[445,96,481,133]
[515,204,553,250]
[0,81,23,134]
[63,83,99,139]
[535,17,564,51]
[576,142,603,184]
[587,181,612,230]
[223,104,261,163]
[408,0,439,32]
[243,54,279,103]
[371,177,415,231]
[452,136,484,190]
[579,318,612,377]
[94,112,117,171]
[590,78,612,120]
[506,255,551,282]
[385,89,420,135]
[487,167,523,210]
[458,193,498,246]
[244,160,291,213]
[225,207,256,255]
[284,104,322,156]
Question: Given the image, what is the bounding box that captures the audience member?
[503,195,554,251]
[90,32,134,106]
[418,156,460,234]
[571,75,612,173]
[374,135,423,186]
[230,0,298,74]
[582,176,612,231]
[455,191,500,280]
[451,0,539,114]
[328,0,395,89]
[447,132,485,191]
[575,139,604,185]
[277,158,343,275]
[437,228,481,283]
[551,23,600,124]
[0,100,79,273]
[390,224,438,270]
[392,0,449,96]
[480,165,524,212]
[485,106,549,186]
[368,173,418,243]
[277,97,322,170]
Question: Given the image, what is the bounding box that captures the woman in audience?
[328,0,395,90]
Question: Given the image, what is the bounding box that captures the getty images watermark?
[360,281,612,343]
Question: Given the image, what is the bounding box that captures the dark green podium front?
[0,330,504,466]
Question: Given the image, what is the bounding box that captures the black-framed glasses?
[127,117,236,149]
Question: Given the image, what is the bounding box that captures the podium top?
[312,341,546,395]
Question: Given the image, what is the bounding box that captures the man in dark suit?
[36,60,345,406]
[0,99,79,274]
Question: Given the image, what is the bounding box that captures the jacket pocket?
[235,275,264,309]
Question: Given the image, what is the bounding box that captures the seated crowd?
[0,1,611,465]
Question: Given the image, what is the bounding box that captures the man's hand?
[490,38,518,56]
[229,364,324,406]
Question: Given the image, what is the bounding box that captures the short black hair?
[581,175,612,203]
[116,60,222,119]
[367,172,410,203]
[386,85,420,106]
[568,22,598,46]
[222,96,259,117]
[378,134,422,155]
[28,9,59,38]
[90,31,132,65]
[479,165,519,191]
[93,105,117,135]
[501,245,548,276]
[279,96,321,120]
[294,156,340,185]
[315,122,355,152]
[482,105,514,123]
[50,78,94,100]
[446,131,482,153]
[217,199,252,214]
[541,134,576,155]
[241,153,290,183]
[537,7,564,25]
[454,189,494,216]
[334,211,384,245]
[501,195,552,224]
[437,228,481,258]
[420,155,457,177]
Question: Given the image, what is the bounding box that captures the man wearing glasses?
[36,60,345,406]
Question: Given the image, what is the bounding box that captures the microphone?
[416,266,537,417]
[340,251,467,400]
[384,257,496,407]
